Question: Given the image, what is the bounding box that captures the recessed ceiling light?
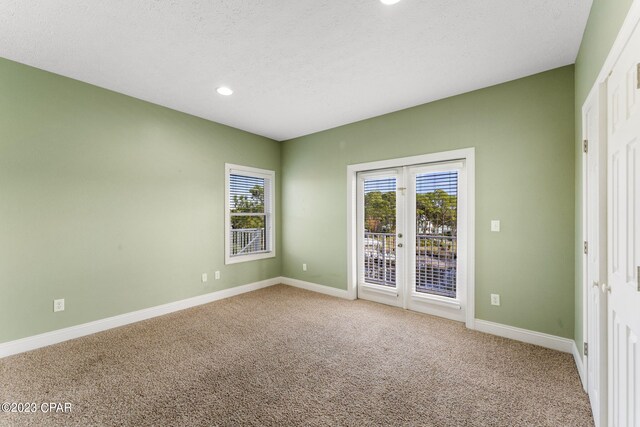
[380,0,401,4]
[216,86,233,96]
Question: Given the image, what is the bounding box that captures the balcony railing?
[416,234,457,298]
[363,232,457,298]
[231,228,266,256]
[363,233,397,286]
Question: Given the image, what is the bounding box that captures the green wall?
[573,0,634,355]
[282,66,576,338]
[1,30,588,345]
[0,58,281,343]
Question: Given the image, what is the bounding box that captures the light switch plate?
[491,220,501,232]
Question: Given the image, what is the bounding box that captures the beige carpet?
[1,285,593,426]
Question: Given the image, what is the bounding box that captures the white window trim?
[224,163,276,265]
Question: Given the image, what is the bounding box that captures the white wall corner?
[572,340,587,392]
[473,319,574,353]
[0,277,281,359]
[279,277,354,300]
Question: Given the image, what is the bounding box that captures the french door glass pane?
[415,171,458,298]
[363,177,396,287]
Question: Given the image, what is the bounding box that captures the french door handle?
[601,283,611,294]
[592,281,599,288]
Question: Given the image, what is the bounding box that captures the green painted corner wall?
[2,20,597,345]
[573,0,634,356]
[0,58,281,344]
[282,66,576,339]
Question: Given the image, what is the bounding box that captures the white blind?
[229,174,266,213]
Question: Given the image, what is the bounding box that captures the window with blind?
[224,164,275,264]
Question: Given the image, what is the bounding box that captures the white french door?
[356,168,405,308]
[606,14,640,427]
[356,161,468,322]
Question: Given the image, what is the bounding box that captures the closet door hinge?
[584,241,588,255]
[584,342,588,357]
[583,139,588,154]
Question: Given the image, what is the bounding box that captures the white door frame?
[346,148,475,328]
[581,81,608,426]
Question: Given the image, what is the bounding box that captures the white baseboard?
[473,319,574,353]
[0,277,280,359]
[572,341,587,392]
[0,278,581,367]
[279,277,354,300]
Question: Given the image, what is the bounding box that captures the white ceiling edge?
[0,0,593,141]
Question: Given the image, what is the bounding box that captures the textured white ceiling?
[0,1,592,141]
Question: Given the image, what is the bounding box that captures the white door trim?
[581,82,609,426]
[346,148,476,328]
[581,91,591,392]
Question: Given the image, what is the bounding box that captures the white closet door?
[607,19,640,427]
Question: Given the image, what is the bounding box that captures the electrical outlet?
[53,299,65,312]
[491,220,501,232]
[302,263,307,271]
[214,271,221,280]
[490,294,501,306]
[201,273,208,283]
